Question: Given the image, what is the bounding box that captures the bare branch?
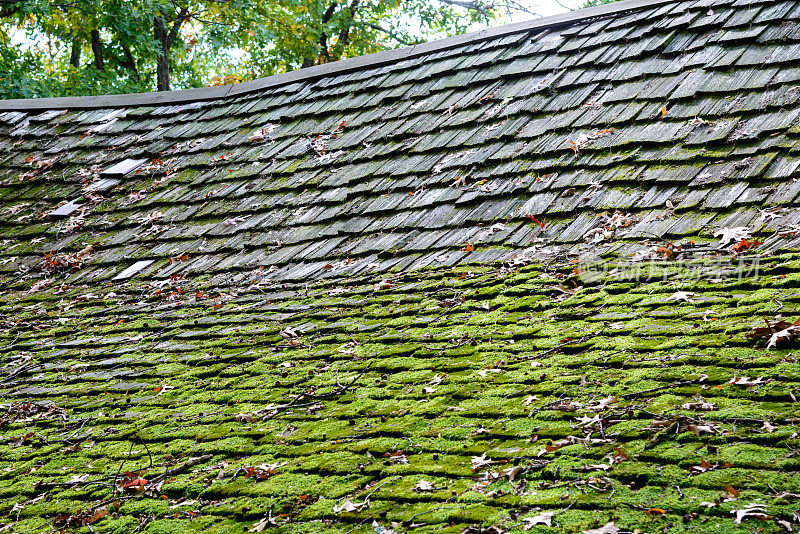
[554,0,575,11]
[438,0,494,11]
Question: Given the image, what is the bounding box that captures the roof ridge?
[0,0,674,112]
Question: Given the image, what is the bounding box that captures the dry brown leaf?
[583,522,619,534]
[523,511,554,528]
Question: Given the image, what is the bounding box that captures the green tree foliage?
[0,0,532,99]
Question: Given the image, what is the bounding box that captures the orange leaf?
[526,214,546,228]
[661,105,668,117]
[646,508,666,516]
[732,238,763,253]
[462,243,475,253]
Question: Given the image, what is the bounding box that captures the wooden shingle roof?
[2,0,800,532]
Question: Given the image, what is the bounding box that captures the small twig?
[138,435,154,470]
[130,515,153,534]
[403,504,468,524]
[150,453,213,484]
[621,380,695,399]
[343,517,371,534]
[521,330,601,361]
[620,502,667,511]
[421,335,475,351]
[112,440,135,499]
[62,415,94,442]
[0,332,20,350]
[0,360,35,385]
[363,475,401,501]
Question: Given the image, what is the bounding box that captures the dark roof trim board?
[0,0,673,112]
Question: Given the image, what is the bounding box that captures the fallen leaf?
[500,465,522,482]
[761,421,777,433]
[690,459,714,474]
[748,319,800,349]
[714,226,750,246]
[526,214,546,228]
[731,504,770,524]
[414,480,434,492]
[687,424,718,436]
[249,514,278,531]
[471,453,493,470]
[120,472,148,494]
[729,376,767,387]
[586,396,617,410]
[583,522,619,534]
[154,384,175,396]
[333,498,369,513]
[429,374,445,385]
[53,506,108,529]
[523,511,554,528]
[732,238,762,254]
[668,291,696,302]
[373,280,395,291]
[681,400,716,411]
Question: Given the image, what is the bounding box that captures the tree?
[0,0,536,99]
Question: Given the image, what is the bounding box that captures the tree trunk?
[90,30,103,70]
[70,37,81,68]
[154,8,188,92]
[153,15,169,91]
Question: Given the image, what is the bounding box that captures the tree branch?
[120,42,139,81]
[365,22,415,46]
[165,6,189,51]
[319,2,339,62]
[438,0,494,12]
